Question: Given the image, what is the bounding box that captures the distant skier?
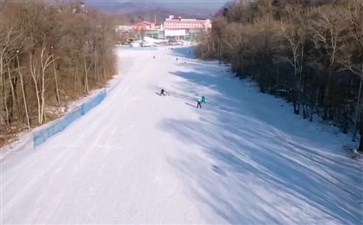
[160,89,166,96]
[196,96,206,108]
[201,96,206,104]
[196,99,202,108]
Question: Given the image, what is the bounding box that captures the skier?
[201,96,206,104]
[160,89,166,96]
[196,99,202,108]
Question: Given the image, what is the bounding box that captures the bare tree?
[197,0,363,151]
[39,40,56,124]
[16,50,30,130]
[51,46,60,105]
[337,0,363,149]
[0,0,116,146]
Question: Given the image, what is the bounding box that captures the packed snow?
[1,46,362,224]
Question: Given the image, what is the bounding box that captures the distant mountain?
[86,1,215,24]
[87,1,164,14]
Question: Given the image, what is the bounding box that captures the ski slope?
[1,46,362,224]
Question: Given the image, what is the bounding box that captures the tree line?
[0,1,117,146]
[197,0,362,151]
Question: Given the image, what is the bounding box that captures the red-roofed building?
[133,21,156,31]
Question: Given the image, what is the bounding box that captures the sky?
[86,0,233,10]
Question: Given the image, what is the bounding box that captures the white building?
[115,25,133,33]
[163,15,212,40]
[116,15,212,43]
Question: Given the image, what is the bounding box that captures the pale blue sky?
[86,0,232,10]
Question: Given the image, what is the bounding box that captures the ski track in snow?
[1,46,362,224]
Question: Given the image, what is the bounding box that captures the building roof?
[134,21,155,27]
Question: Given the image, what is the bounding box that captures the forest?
[0,1,117,146]
[197,0,363,151]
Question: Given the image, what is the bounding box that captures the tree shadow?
[161,116,363,224]
[159,55,363,224]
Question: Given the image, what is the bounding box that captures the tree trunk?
[41,64,46,124]
[52,51,60,105]
[74,65,78,92]
[84,57,89,94]
[358,104,362,152]
[17,54,30,130]
[94,45,98,82]
[39,47,55,125]
[297,45,304,115]
[2,69,10,127]
[353,75,363,141]
[29,55,42,125]
[6,65,15,122]
[102,65,106,81]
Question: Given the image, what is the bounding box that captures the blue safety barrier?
[33,90,107,147]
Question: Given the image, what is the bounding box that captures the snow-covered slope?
[1,46,362,224]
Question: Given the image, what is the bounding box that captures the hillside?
[1,46,362,224]
[86,1,213,23]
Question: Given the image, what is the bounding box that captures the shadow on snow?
[160,57,363,224]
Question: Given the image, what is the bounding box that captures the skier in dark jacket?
[160,89,165,96]
[196,99,202,108]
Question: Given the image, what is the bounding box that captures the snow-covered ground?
[1,46,362,224]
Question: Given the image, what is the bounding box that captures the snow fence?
[33,90,107,147]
